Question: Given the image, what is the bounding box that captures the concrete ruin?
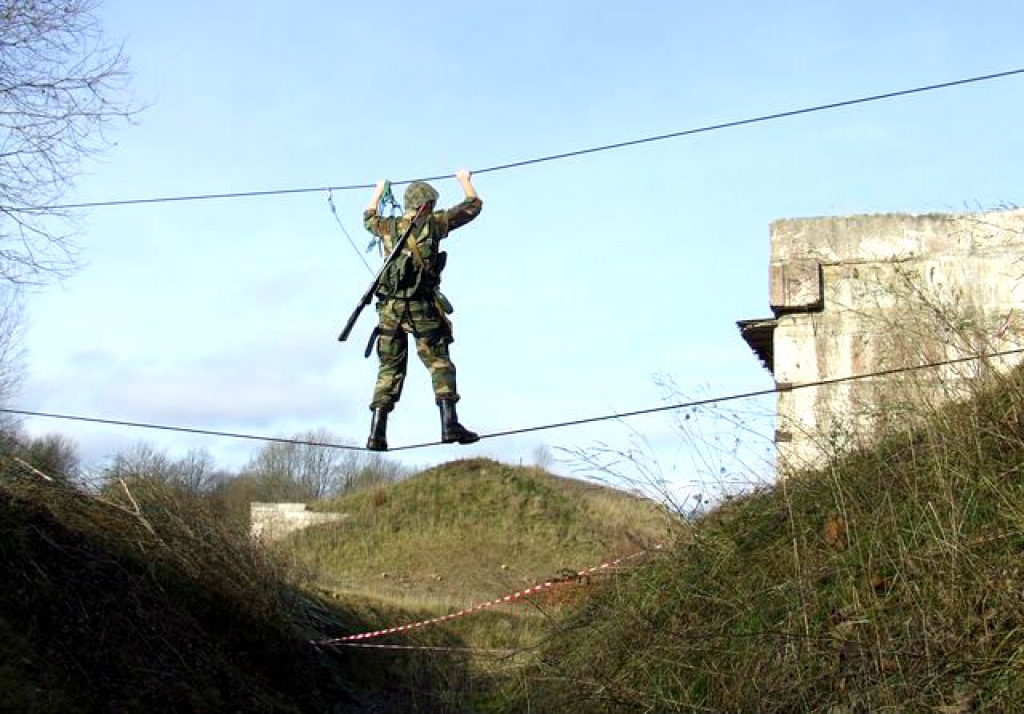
[739,208,1024,474]
[250,502,348,541]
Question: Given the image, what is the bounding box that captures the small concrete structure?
[250,502,348,541]
[739,208,1024,474]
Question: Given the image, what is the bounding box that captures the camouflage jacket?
[363,197,482,299]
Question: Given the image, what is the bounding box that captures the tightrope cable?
[7,67,1023,212]
[0,408,366,451]
[4,346,1022,453]
[388,346,1024,451]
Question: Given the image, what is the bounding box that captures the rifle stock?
[337,202,428,343]
[337,289,372,342]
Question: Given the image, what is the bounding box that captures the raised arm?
[444,169,482,232]
[363,179,393,246]
[365,179,388,213]
[455,169,477,200]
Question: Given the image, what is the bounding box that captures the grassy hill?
[498,366,1024,713]
[284,458,669,606]
[20,364,1024,714]
[0,455,669,714]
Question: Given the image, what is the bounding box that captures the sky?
[9,0,1024,500]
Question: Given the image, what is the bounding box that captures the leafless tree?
[102,441,175,483]
[0,285,24,411]
[337,449,410,492]
[1,0,135,284]
[168,448,222,492]
[242,429,410,501]
[243,429,350,501]
[99,442,222,493]
[531,443,554,470]
[0,287,24,484]
[19,432,81,481]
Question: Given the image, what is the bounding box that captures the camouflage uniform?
[363,190,482,413]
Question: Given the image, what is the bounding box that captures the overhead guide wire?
[5,67,1023,212]
[2,68,1022,451]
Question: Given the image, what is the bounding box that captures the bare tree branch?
[0,0,136,284]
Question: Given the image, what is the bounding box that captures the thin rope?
[3,346,1021,453]
[387,346,1024,450]
[9,67,1023,212]
[0,408,365,451]
[326,189,374,275]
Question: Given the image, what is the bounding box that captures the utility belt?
[364,290,454,358]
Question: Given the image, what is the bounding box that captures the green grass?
[498,365,1024,713]
[282,458,671,712]
[0,453,669,713]
[24,372,1024,714]
[289,458,669,604]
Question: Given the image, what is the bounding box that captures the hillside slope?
[289,458,669,603]
[501,367,1024,713]
[0,470,359,714]
[0,456,666,714]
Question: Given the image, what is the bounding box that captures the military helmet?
[404,181,439,212]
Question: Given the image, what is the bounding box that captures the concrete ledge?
[250,502,348,542]
[770,259,822,313]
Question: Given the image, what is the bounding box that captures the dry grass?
[288,458,668,603]
[0,452,669,714]
[0,462,367,713]
[499,363,1024,713]
[282,459,671,712]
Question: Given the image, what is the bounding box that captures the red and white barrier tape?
[315,546,661,646]
[325,643,521,654]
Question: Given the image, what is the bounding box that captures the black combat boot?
[439,400,479,445]
[366,408,388,451]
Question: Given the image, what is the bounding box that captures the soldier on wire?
[360,169,482,451]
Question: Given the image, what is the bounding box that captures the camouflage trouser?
[370,297,459,412]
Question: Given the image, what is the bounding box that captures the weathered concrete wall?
[760,209,1024,473]
[250,502,348,542]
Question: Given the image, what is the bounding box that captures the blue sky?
[13,0,1024,495]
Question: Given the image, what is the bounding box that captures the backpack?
[375,214,447,300]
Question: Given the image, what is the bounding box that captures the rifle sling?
[398,215,451,321]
